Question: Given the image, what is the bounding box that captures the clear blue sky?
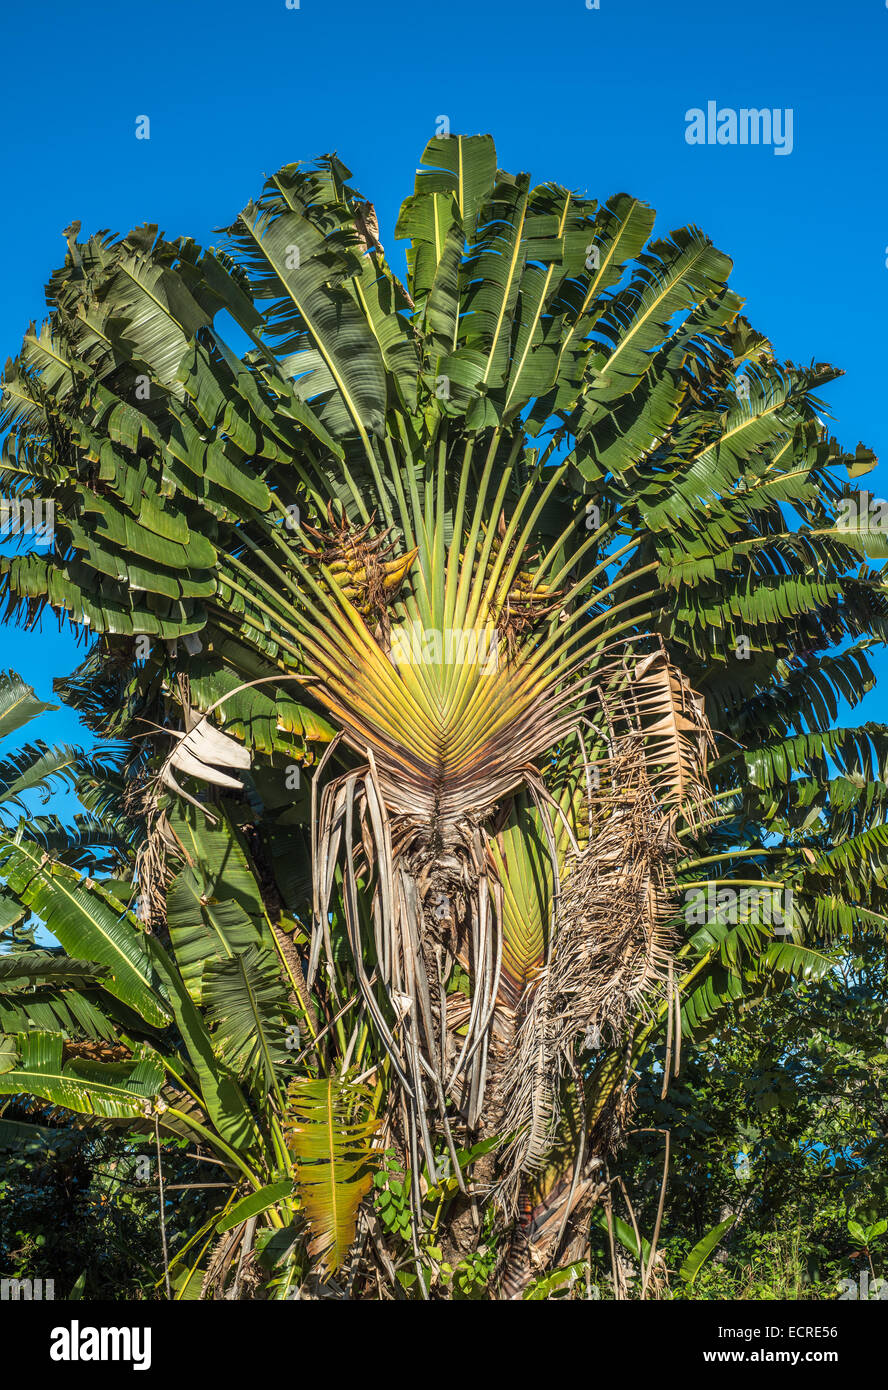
[1,0,886,756]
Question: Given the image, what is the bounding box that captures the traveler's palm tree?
[1,135,887,1296]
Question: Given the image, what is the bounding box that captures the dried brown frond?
[496,1163,608,1299]
[618,647,715,832]
[494,740,679,1207]
[200,1223,248,1300]
[352,201,383,254]
[552,745,680,1045]
[122,774,174,937]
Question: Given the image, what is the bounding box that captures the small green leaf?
[680,1218,736,1286]
[216,1179,295,1232]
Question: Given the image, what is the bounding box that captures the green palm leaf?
[0,672,56,742]
[0,837,170,1027]
[202,945,290,1090]
[0,1031,163,1119]
[285,1077,379,1276]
